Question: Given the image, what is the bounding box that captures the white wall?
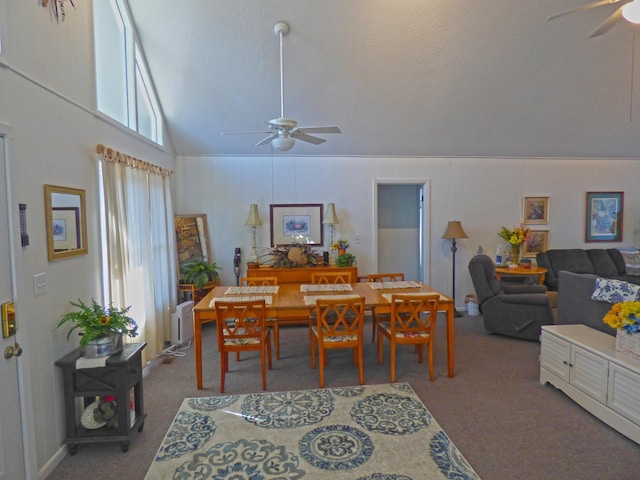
[0,1,175,476]
[174,156,640,309]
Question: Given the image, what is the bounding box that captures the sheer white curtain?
[97,145,176,363]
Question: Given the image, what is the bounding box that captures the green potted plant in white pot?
[56,299,138,358]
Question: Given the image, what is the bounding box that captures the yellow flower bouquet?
[603,301,640,334]
[498,224,530,262]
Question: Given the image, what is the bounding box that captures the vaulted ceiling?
[128,0,640,158]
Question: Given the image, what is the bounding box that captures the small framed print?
[523,197,549,225]
[585,191,623,242]
[522,230,548,258]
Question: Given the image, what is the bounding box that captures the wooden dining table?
[192,281,456,389]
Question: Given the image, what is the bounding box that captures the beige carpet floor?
[47,313,640,479]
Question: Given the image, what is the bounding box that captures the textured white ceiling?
[128,0,640,157]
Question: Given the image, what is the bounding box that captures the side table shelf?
[55,342,147,454]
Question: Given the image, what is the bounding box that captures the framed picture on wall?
[270,203,324,246]
[585,191,623,242]
[523,196,549,225]
[522,230,548,258]
[52,207,81,251]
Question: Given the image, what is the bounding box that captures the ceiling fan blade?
[221,130,271,136]
[291,132,326,145]
[256,133,279,146]
[296,126,342,134]
[547,0,622,21]
[590,6,625,37]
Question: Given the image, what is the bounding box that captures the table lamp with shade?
[245,204,262,264]
[322,203,339,265]
[442,220,468,317]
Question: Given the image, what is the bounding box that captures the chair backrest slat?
[314,297,365,338]
[368,272,405,282]
[390,294,439,334]
[240,276,278,286]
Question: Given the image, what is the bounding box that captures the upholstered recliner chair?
[468,255,554,341]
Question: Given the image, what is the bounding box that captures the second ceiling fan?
[225,21,341,152]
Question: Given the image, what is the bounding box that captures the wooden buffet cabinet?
[246,264,358,325]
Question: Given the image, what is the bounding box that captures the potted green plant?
[56,299,138,358]
[179,260,221,291]
[336,252,356,267]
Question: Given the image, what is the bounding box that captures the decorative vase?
[511,244,521,263]
[615,330,640,360]
[81,333,123,358]
[338,248,346,257]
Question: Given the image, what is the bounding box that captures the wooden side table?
[495,266,547,285]
[55,343,146,454]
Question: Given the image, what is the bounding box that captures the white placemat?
[303,294,362,305]
[225,286,279,295]
[368,281,422,289]
[209,295,272,307]
[300,284,353,292]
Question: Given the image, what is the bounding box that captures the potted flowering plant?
[498,224,530,263]
[332,239,350,256]
[56,299,138,358]
[604,301,640,359]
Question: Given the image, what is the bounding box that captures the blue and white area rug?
[145,382,480,479]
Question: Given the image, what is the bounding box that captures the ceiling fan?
[222,21,341,152]
[547,0,640,37]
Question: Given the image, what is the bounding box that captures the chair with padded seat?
[311,271,352,284]
[214,299,272,393]
[309,296,365,387]
[367,272,405,341]
[377,293,440,382]
[468,254,554,341]
[238,276,280,359]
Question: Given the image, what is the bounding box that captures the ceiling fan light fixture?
[272,135,295,151]
[623,0,640,24]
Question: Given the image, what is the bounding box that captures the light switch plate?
[33,273,47,296]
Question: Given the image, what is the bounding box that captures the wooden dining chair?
[214,300,272,393]
[309,296,365,388]
[237,276,280,359]
[311,271,353,284]
[367,272,406,342]
[377,293,440,382]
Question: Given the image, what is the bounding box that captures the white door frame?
[373,179,430,286]
[0,123,35,479]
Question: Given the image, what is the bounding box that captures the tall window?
[93,0,163,145]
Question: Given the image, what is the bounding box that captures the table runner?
[300,284,353,292]
[225,285,280,294]
[367,281,422,289]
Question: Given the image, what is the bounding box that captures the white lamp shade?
[272,136,295,151]
[245,204,262,226]
[623,0,640,23]
[323,203,339,224]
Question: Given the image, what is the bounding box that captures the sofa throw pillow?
[620,251,640,275]
[591,277,640,303]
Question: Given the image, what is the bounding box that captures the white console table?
[540,324,640,445]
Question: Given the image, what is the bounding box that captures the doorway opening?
[375,181,429,283]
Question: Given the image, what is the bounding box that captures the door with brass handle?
[4,343,23,359]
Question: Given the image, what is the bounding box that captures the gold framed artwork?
[522,230,548,258]
[523,197,549,225]
[270,203,324,246]
[44,184,88,261]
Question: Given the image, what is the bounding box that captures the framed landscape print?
[523,196,549,225]
[270,203,324,246]
[522,230,548,258]
[585,191,623,242]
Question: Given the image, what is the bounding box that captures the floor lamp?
[442,221,468,317]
